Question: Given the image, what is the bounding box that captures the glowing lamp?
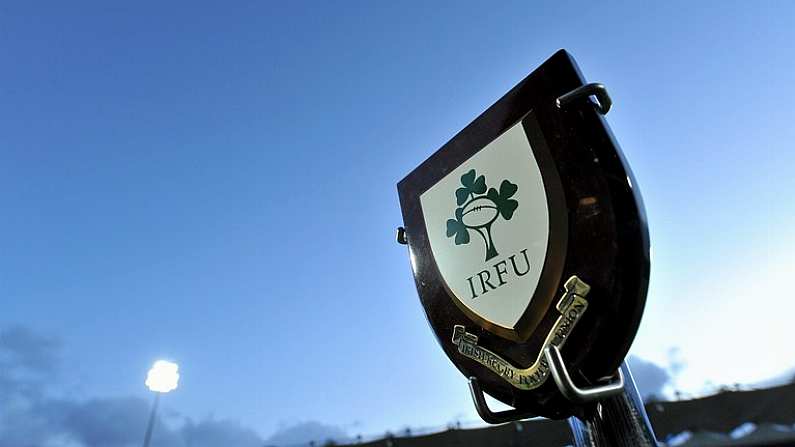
[145,360,180,393]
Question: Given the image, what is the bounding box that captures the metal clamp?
[544,345,624,404]
[556,83,612,115]
[468,377,537,424]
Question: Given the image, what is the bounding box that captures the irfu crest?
[418,121,550,333]
[398,50,651,422]
[446,169,519,261]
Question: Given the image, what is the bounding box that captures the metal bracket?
[467,347,624,424]
[544,345,624,404]
[396,226,407,245]
[468,376,538,424]
[469,377,537,424]
[556,83,612,115]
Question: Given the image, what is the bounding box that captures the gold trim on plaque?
[451,276,590,390]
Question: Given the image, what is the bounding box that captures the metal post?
[567,362,658,446]
[142,391,161,447]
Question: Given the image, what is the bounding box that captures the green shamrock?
[455,169,487,205]
[487,180,519,220]
[446,207,470,245]
[445,169,519,261]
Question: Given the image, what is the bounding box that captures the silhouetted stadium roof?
[355,419,571,447]
[340,382,795,447]
[647,383,795,437]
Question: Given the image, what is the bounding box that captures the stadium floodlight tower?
[142,360,180,447]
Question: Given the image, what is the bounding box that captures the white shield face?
[420,122,550,331]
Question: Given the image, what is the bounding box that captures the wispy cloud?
[628,354,675,401]
[0,326,348,447]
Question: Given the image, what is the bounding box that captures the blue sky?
[1,1,794,444]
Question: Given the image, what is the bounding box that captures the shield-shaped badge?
[397,50,650,419]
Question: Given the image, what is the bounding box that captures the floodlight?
[145,360,180,393]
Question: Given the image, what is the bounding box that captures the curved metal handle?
[556,83,612,115]
[544,345,624,404]
[468,377,537,424]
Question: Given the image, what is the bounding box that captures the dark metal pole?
[567,362,658,446]
[142,391,161,447]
